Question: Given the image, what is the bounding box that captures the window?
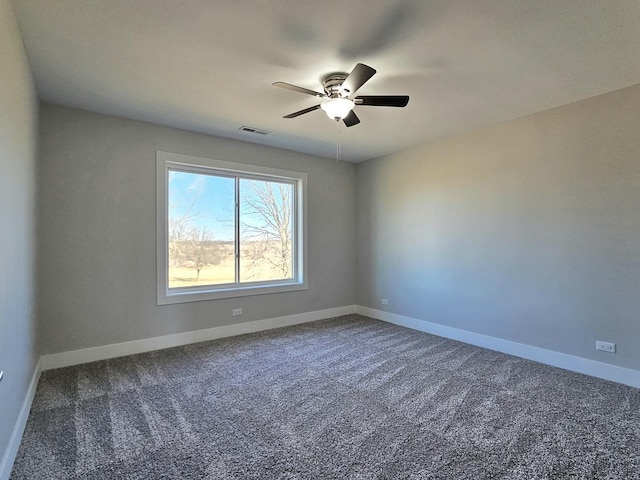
[157,151,307,304]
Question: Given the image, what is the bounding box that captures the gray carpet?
[10,314,640,479]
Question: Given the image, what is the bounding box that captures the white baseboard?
[357,306,640,389]
[40,305,357,371]
[0,358,41,480]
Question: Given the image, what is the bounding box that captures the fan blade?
[355,95,409,107]
[343,110,360,127]
[273,82,325,98]
[283,104,321,119]
[341,63,376,96]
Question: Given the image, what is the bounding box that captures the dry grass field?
[168,264,236,288]
[168,241,292,288]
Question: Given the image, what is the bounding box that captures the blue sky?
[168,170,235,241]
[169,169,293,243]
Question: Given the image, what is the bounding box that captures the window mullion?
[234,176,240,285]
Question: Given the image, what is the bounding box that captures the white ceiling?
[11,0,640,162]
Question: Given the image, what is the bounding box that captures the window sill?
[157,281,308,305]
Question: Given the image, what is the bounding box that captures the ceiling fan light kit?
[320,97,354,120]
[273,63,409,127]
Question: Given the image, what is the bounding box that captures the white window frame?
[157,151,308,305]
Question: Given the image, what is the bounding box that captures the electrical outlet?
[232,308,242,316]
[595,341,616,353]
[381,299,389,305]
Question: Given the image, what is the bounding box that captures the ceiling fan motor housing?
[322,73,349,98]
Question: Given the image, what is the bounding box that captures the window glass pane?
[239,179,294,283]
[167,170,235,288]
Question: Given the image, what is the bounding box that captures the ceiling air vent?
[239,126,271,136]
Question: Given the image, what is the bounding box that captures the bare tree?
[188,226,215,281]
[240,180,293,279]
[168,172,203,267]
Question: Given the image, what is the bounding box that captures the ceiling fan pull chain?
[336,119,341,163]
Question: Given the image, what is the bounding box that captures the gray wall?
[38,104,357,354]
[0,0,38,467]
[357,84,640,370]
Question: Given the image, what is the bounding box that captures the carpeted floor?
[10,314,640,479]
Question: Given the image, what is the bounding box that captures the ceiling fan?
[273,63,409,127]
